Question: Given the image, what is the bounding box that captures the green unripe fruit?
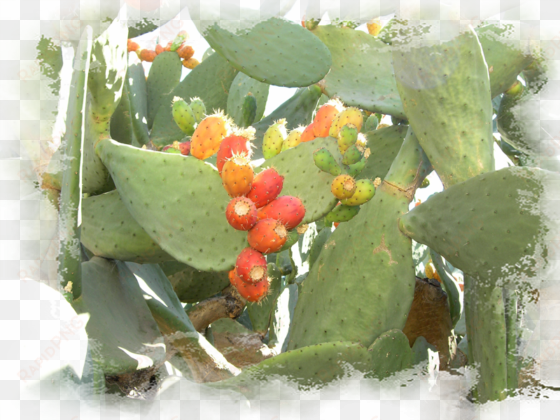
[172,97,196,135]
[325,204,360,222]
[189,97,206,123]
[341,179,375,206]
[420,178,430,188]
[347,157,366,178]
[263,119,287,159]
[364,115,379,132]
[240,93,257,128]
[313,147,341,176]
[337,124,358,154]
[342,144,363,165]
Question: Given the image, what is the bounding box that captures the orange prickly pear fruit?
[182,58,200,69]
[300,123,317,142]
[177,44,195,60]
[190,112,230,160]
[415,200,422,207]
[331,175,356,200]
[155,44,163,55]
[136,49,157,62]
[229,268,269,302]
[329,107,364,137]
[164,41,172,52]
[127,39,140,52]
[221,154,254,197]
[247,218,288,254]
[313,99,344,138]
[216,128,254,174]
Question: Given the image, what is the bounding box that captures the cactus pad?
[227,72,269,126]
[146,52,182,129]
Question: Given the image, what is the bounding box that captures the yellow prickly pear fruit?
[367,18,382,36]
[329,107,364,138]
[190,111,230,160]
[182,57,200,69]
[331,175,357,200]
[282,126,304,151]
[340,179,375,206]
[425,261,441,283]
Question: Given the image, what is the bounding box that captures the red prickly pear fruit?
[225,197,258,231]
[300,123,317,142]
[257,196,306,230]
[179,141,190,155]
[127,39,140,52]
[229,269,269,302]
[247,218,288,254]
[177,44,195,60]
[190,112,230,160]
[155,44,164,55]
[313,99,344,138]
[236,248,268,284]
[216,130,254,174]
[221,154,254,197]
[246,168,284,208]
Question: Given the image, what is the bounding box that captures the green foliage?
[36,35,63,96]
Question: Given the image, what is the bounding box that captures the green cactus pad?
[393,29,494,189]
[497,88,538,155]
[307,227,332,269]
[429,250,462,329]
[109,81,135,146]
[364,115,379,132]
[227,72,269,126]
[211,341,372,393]
[200,17,331,87]
[311,25,406,118]
[464,276,508,403]
[150,53,238,147]
[252,86,322,159]
[146,52,182,129]
[240,94,257,128]
[278,230,299,253]
[411,336,437,366]
[58,26,92,299]
[366,329,414,380]
[95,139,248,271]
[476,24,534,98]
[262,138,343,224]
[247,264,283,336]
[325,205,360,223]
[357,125,407,181]
[398,166,551,287]
[288,129,431,350]
[81,190,174,264]
[82,17,128,196]
[393,31,494,188]
[72,257,166,375]
[164,263,230,304]
[313,147,341,176]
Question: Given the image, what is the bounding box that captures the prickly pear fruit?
[340,179,375,206]
[367,18,382,36]
[155,44,164,55]
[425,261,441,283]
[182,58,200,69]
[171,30,189,51]
[325,204,360,223]
[331,175,356,200]
[257,196,306,230]
[162,142,181,154]
[342,144,363,165]
[246,168,284,208]
[190,112,229,160]
[313,99,344,138]
[313,148,341,176]
[137,49,157,62]
[347,157,366,178]
[263,119,287,160]
[247,218,288,254]
[420,178,430,188]
[216,130,254,174]
[225,196,258,231]
[127,39,140,52]
[300,123,317,142]
[177,44,195,60]
[236,248,268,284]
[282,127,304,151]
[164,41,172,52]
[172,97,196,135]
[189,97,206,123]
[364,114,379,132]
[240,94,257,128]
[337,124,358,154]
[221,154,254,197]
[329,107,364,137]
[229,269,269,302]
[178,141,191,155]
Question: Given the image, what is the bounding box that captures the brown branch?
[187,286,246,332]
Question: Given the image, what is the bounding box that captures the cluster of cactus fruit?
[41,9,554,404]
[127,30,199,69]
